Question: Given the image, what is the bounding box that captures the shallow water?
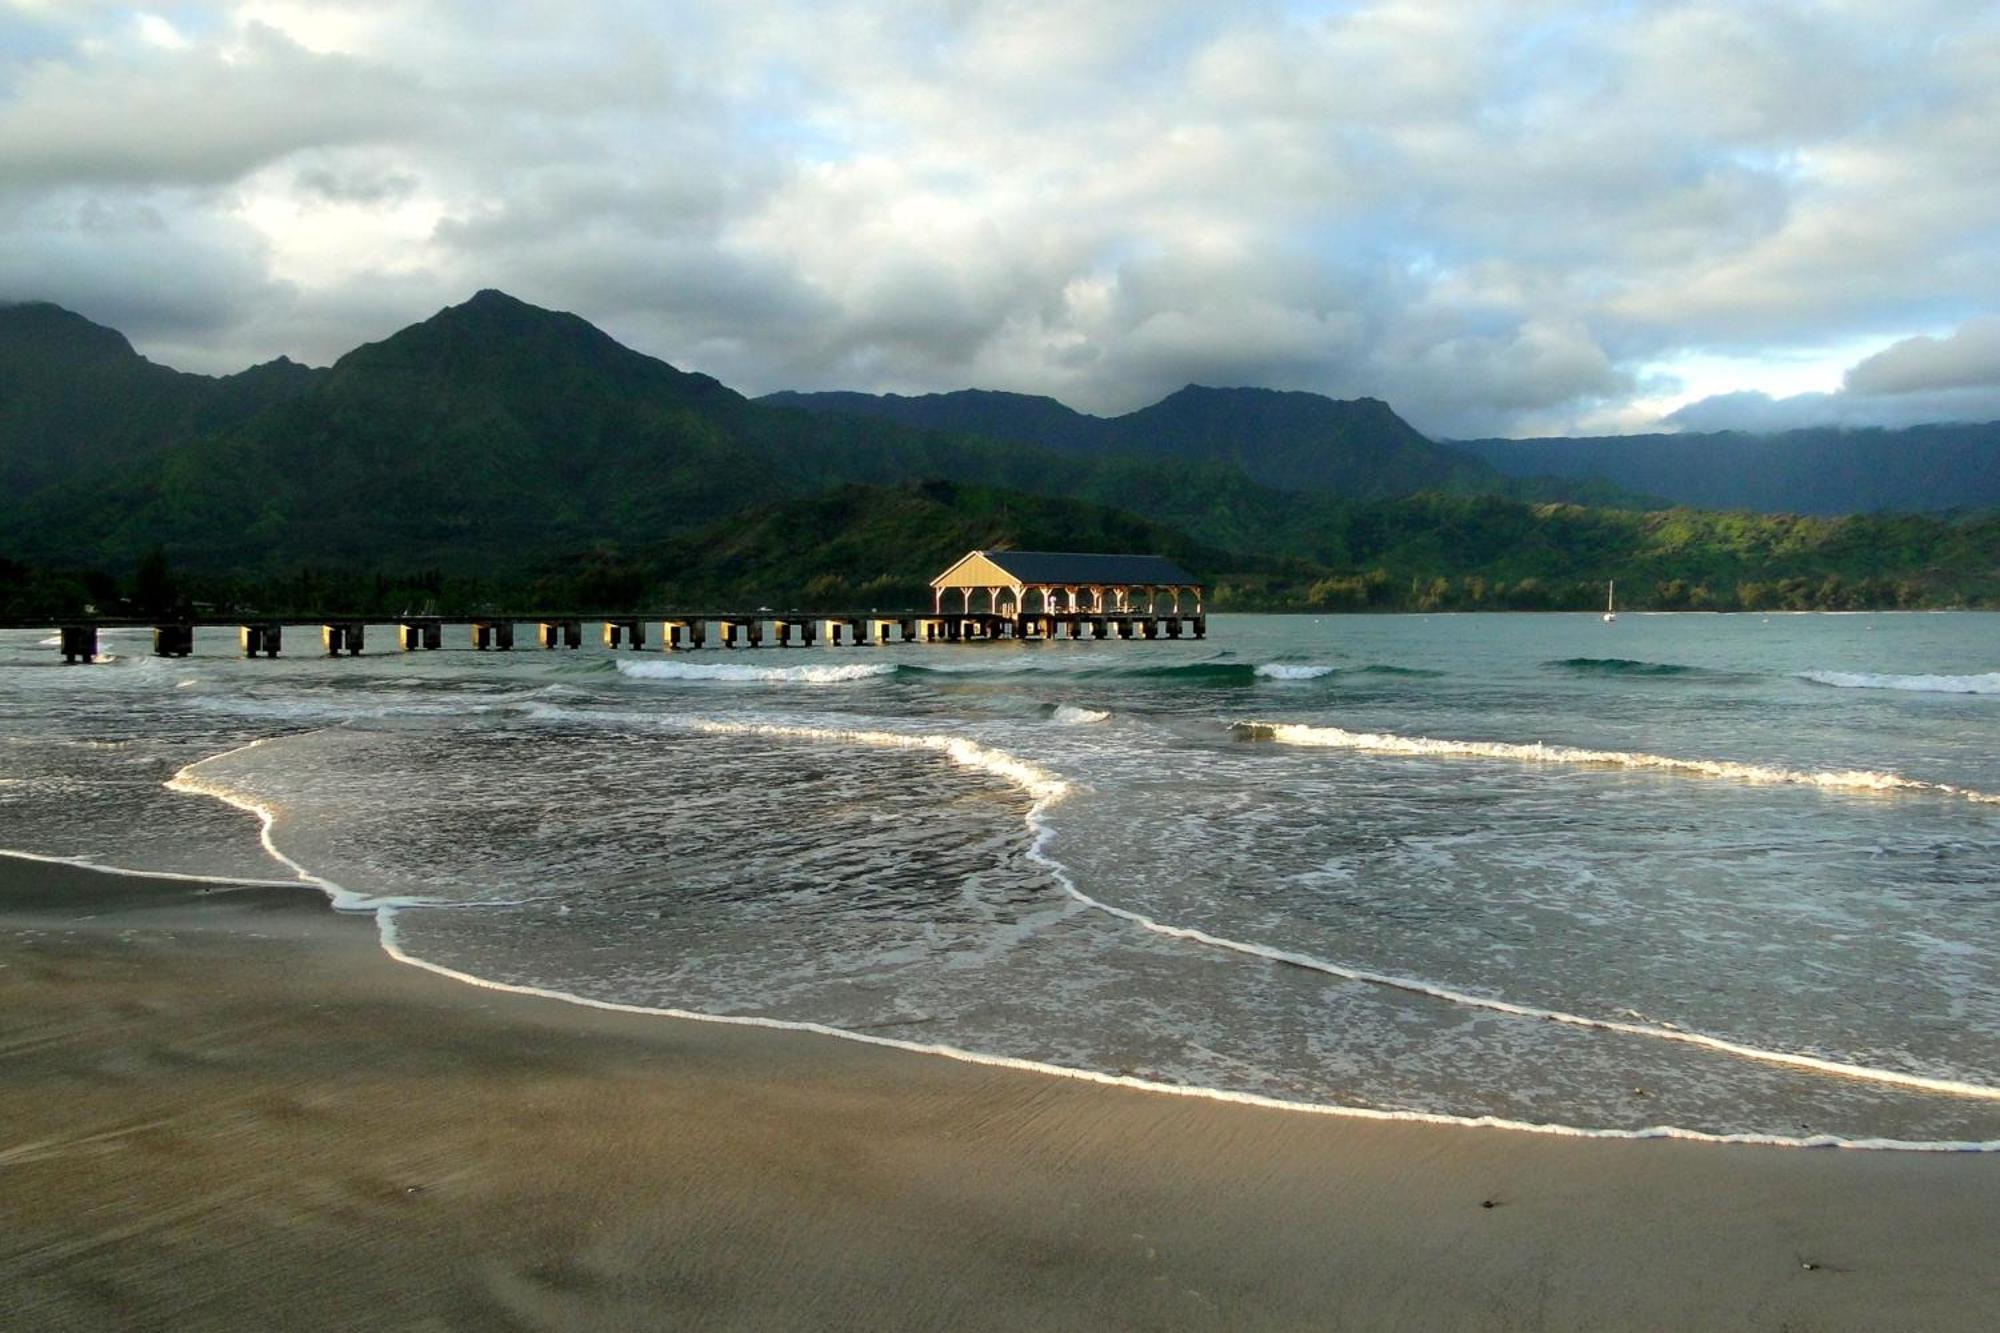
[3,612,1997,1146]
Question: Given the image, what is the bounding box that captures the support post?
[240,623,282,658]
[152,624,193,658]
[60,624,98,664]
[399,618,441,651]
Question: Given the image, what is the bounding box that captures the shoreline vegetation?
[5,512,1996,625]
[4,854,1999,1330]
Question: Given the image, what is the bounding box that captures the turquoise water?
[3,612,1997,1146]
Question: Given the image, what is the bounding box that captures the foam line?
[617,660,897,684]
[1800,670,2000,695]
[155,722,2000,1151]
[0,847,303,889]
[164,737,439,914]
[1238,721,2000,805]
[371,914,2000,1153]
[703,720,2000,1106]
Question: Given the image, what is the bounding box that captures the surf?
[146,713,2000,1150]
[1235,721,2000,805]
[1799,670,2000,695]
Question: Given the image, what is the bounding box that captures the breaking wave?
[1236,721,2000,805]
[616,660,897,684]
[1255,663,1338,680]
[675,720,2000,1145]
[1051,704,1110,724]
[1799,670,2000,695]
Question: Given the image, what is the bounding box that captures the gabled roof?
[937,550,1199,587]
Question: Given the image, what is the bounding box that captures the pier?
[28,608,1204,661]
[21,550,1206,662]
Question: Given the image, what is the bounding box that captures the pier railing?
[15,610,1207,662]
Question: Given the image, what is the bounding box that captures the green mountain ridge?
[1455,425,2000,515]
[0,291,1995,617]
[0,301,324,495]
[762,383,1493,499]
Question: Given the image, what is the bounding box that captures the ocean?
[3,611,1997,1149]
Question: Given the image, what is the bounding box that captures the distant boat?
[1603,580,1617,623]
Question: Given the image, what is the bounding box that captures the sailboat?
[1602,579,1617,624]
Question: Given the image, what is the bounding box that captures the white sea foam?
[1255,663,1338,680]
[1799,670,2000,695]
[190,687,562,723]
[1240,721,2000,805]
[1052,704,1110,724]
[692,720,2000,1117]
[371,919,2000,1152]
[0,847,301,889]
[164,737,441,914]
[154,718,2000,1151]
[617,660,897,684]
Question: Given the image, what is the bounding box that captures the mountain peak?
[459,288,534,313]
[0,300,140,366]
[327,289,741,409]
[338,289,632,372]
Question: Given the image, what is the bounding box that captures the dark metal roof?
[974,550,1199,586]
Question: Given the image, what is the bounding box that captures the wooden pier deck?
[14,610,1206,662]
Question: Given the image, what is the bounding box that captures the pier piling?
[152,624,193,658]
[240,624,282,658]
[539,620,582,650]
[321,622,364,656]
[471,621,515,651]
[60,624,98,663]
[398,618,442,651]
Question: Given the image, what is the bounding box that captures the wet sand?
[2,855,1996,1331]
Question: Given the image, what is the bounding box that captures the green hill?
[763,383,1493,499]
[0,291,1994,619]
[1455,424,2000,515]
[0,301,322,495]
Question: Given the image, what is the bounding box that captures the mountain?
[0,291,1339,571]
[759,388,1105,452]
[0,301,323,495]
[763,384,1494,499]
[1454,424,2000,515]
[1,291,1994,617]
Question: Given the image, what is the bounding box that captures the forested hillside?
[2,292,1995,619]
[1455,424,2000,515]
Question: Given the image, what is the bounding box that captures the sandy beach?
[2,856,1996,1331]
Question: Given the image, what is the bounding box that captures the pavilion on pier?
[928,550,1203,618]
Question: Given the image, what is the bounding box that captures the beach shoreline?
[3,854,1997,1330]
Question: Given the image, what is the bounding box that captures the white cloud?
[1844,317,2000,396]
[1666,317,2000,431]
[0,0,1994,436]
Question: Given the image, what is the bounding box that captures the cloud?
[1843,317,2000,395]
[1666,316,2000,430]
[0,21,425,188]
[0,0,1994,436]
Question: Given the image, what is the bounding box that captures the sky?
[1,0,1997,439]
